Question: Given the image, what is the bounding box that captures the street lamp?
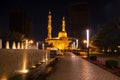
[86,29,89,58]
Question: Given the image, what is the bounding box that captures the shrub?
[90,55,97,61]
[105,60,118,69]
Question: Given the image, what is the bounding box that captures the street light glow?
[86,29,89,48]
[86,29,90,58]
[83,40,87,44]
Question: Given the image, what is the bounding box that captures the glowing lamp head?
[18,69,29,74]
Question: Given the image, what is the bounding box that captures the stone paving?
[46,52,120,80]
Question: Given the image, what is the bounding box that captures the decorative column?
[12,41,16,49]
[25,39,28,49]
[6,41,9,49]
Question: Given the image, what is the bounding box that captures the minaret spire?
[62,17,65,31]
[47,11,52,39]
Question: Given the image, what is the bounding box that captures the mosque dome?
[58,31,67,38]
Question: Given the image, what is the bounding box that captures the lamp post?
[86,29,89,58]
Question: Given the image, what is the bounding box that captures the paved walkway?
[46,52,120,80]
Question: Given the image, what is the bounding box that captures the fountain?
[76,39,78,48]
[6,41,9,49]
[12,41,16,49]
[73,42,75,49]
[36,42,38,49]
[22,53,27,72]
[19,53,28,74]
[45,51,48,60]
[25,39,28,49]
[42,43,44,50]
[17,42,20,49]
[41,54,46,62]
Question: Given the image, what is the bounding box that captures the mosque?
[45,11,78,50]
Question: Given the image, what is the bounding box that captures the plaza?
[46,52,120,80]
[0,0,120,80]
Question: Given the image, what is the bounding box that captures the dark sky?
[0,0,120,41]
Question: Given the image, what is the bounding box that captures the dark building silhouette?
[9,11,32,39]
[69,1,90,48]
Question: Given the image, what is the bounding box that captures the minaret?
[62,17,66,31]
[47,11,52,39]
[58,17,67,38]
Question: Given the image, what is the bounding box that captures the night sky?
[0,0,120,41]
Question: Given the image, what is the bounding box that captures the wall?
[0,49,50,80]
[0,39,2,49]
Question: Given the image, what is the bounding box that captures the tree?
[91,20,120,52]
[0,31,26,48]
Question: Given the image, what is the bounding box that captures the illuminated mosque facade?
[45,11,78,50]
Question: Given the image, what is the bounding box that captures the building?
[69,1,90,48]
[45,12,78,50]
